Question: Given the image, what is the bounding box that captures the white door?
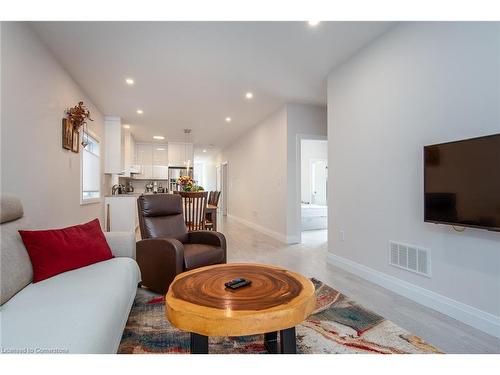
[311,159,327,206]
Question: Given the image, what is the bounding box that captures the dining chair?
[177,191,208,231]
[211,191,221,206]
[206,191,221,230]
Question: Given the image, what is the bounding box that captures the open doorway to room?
[216,162,228,216]
[300,139,328,242]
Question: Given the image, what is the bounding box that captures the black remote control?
[225,278,252,289]
[224,278,244,287]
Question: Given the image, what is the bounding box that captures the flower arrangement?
[176,175,204,192]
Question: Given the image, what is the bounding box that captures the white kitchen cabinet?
[122,130,136,177]
[152,144,168,179]
[134,143,168,179]
[135,143,153,179]
[104,116,135,175]
[168,142,193,167]
[104,116,124,174]
[104,195,138,232]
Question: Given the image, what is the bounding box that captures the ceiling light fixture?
[203,149,207,153]
[123,124,130,129]
[153,135,165,140]
[308,21,321,27]
[156,148,165,151]
[225,117,232,123]
[125,78,135,86]
[136,109,144,115]
[245,92,253,99]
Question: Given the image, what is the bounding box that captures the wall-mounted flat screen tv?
[424,133,500,232]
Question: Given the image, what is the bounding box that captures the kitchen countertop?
[104,193,142,198]
[104,192,171,197]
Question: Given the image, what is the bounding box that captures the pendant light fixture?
[184,128,192,170]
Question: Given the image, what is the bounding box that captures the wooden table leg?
[264,331,278,353]
[190,332,208,354]
[279,327,296,354]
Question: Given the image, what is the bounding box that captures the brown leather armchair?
[136,194,227,294]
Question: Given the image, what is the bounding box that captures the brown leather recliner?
[136,194,227,294]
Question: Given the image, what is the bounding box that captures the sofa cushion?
[104,231,136,258]
[0,195,33,305]
[0,257,140,354]
[1,194,24,224]
[19,218,113,282]
[183,243,225,270]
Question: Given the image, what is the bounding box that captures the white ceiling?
[31,21,395,149]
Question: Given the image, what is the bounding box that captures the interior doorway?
[311,159,328,205]
[216,162,228,216]
[221,162,228,216]
[300,139,328,236]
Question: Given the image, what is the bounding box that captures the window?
[81,133,101,204]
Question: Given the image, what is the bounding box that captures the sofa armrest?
[136,238,185,293]
[104,231,136,259]
[188,231,227,262]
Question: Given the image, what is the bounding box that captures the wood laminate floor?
[217,214,500,354]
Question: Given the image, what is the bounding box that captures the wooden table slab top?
[166,263,316,337]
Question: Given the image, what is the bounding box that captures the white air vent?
[390,241,431,277]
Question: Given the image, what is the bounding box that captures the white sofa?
[0,195,140,354]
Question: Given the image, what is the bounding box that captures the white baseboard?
[327,253,500,339]
[287,234,301,244]
[227,214,293,244]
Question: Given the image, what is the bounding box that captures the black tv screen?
[424,133,500,232]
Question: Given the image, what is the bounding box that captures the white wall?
[327,22,500,328]
[216,107,288,241]
[301,140,328,203]
[1,22,105,228]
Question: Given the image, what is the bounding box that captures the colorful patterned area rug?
[118,278,442,354]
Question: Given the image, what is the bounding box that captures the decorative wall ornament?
[71,129,80,153]
[62,118,73,150]
[62,101,93,153]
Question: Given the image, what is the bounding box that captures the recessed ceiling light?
[308,21,321,27]
[123,124,130,129]
[156,147,165,151]
[225,117,232,123]
[245,92,253,99]
[202,149,207,153]
[153,136,165,140]
[136,109,143,115]
[125,78,134,86]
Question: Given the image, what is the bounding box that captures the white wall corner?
[286,235,301,245]
[327,252,500,339]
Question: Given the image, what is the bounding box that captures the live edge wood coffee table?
[166,263,316,354]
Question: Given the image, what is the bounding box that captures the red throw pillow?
[19,218,113,283]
